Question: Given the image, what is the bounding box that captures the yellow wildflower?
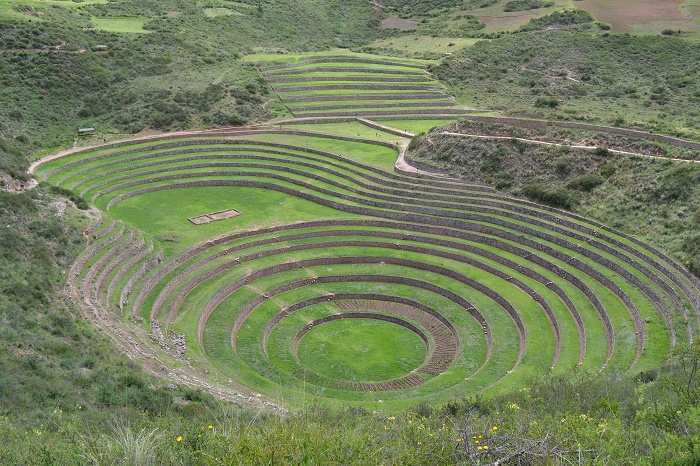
[177,436,183,442]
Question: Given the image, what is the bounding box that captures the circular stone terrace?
[31,55,700,411]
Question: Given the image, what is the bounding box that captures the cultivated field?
[90,17,152,34]
[377,0,700,37]
[577,0,699,34]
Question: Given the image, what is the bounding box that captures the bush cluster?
[520,183,575,208]
[46,184,89,210]
[503,0,555,12]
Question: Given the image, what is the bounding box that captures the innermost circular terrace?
[295,315,427,383]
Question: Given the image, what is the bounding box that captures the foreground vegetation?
[4,347,700,464]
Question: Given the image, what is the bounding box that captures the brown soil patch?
[480,14,536,32]
[381,17,416,30]
[0,171,36,192]
[577,0,694,32]
[166,11,181,17]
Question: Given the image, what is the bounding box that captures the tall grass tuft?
[79,421,161,466]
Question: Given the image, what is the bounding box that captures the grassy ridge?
[433,31,700,138]
[0,0,383,153]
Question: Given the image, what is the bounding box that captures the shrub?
[565,174,604,191]
[407,132,425,152]
[683,234,700,276]
[554,156,572,175]
[503,0,554,12]
[520,183,575,209]
[535,97,559,108]
[656,164,700,201]
[46,184,89,210]
[517,9,594,32]
[182,389,215,404]
[599,164,616,178]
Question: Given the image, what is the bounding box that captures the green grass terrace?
[256,54,469,121]
[32,124,700,411]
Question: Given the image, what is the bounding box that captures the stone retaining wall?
[269,76,428,84]
[106,238,147,303]
[150,226,576,362]
[290,101,454,112]
[296,109,465,118]
[137,217,645,361]
[93,229,137,300]
[95,168,686,335]
[274,83,435,92]
[108,180,638,358]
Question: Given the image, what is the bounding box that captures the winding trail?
[439,131,700,163]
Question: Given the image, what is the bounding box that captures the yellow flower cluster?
[176,424,214,443]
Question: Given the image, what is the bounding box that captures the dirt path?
[0,177,38,193]
[440,131,700,164]
[394,138,460,180]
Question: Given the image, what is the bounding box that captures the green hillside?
[4,0,700,464]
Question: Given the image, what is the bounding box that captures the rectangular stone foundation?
[188,208,242,225]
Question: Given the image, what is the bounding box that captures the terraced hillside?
[32,116,700,410]
[259,55,467,120]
